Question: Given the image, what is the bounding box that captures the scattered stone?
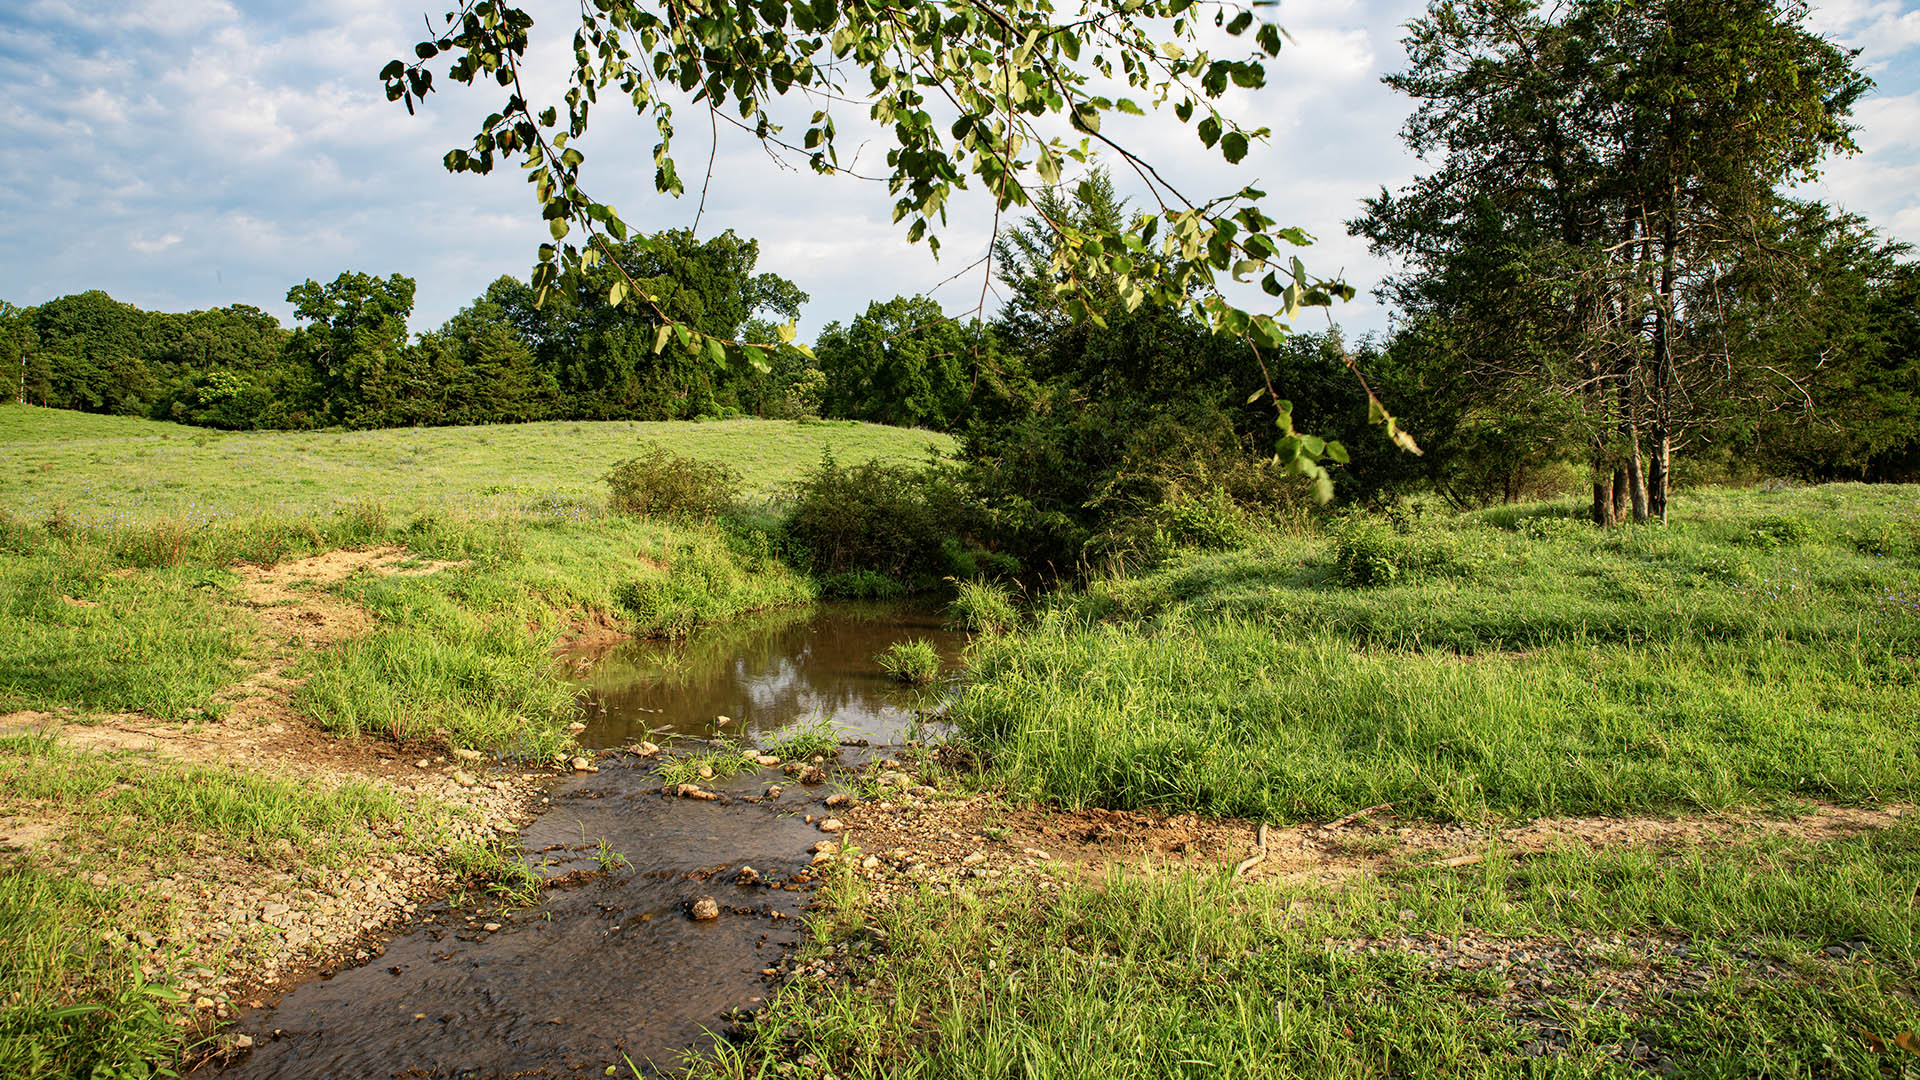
[483,922,502,932]
[566,722,587,734]
[756,755,780,767]
[414,760,430,769]
[825,793,852,808]
[961,851,986,866]
[819,819,846,833]
[688,896,720,921]
[451,770,476,787]
[861,856,880,871]
[570,757,597,773]
[233,1034,253,1050]
[632,741,661,756]
[796,765,828,784]
[87,873,108,889]
[716,714,732,725]
[698,765,715,780]
[675,784,719,801]
[734,865,760,886]
[452,748,482,762]
[195,997,216,1010]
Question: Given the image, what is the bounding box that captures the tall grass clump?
[0,865,182,1080]
[876,640,942,685]
[948,578,1019,634]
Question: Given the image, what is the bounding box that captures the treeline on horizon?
[3,182,1916,514]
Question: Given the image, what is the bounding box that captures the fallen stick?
[1233,822,1271,879]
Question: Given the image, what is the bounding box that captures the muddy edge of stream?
[201,604,963,1078]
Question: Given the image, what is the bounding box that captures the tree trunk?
[1627,426,1648,522]
[1612,465,1630,523]
[1648,193,1679,524]
[1591,438,1616,527]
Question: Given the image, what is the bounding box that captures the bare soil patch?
[833,764,1908,893]
[1,546,554,1036]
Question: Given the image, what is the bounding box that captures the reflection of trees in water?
[581,604,968,741]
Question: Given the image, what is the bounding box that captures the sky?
[2,0,1917,342]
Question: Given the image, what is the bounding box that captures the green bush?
[605,443,742,520]
[1744,513,1815,550]
[783,454,998,590]
[1852,516,1919,558]
[1328,516,1479,587]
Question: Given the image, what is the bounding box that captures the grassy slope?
[0,405,953,523]
[0,409,942,1076]
[954,484,1920,821]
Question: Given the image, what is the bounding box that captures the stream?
[209,603,967,1078]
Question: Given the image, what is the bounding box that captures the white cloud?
[0,0,1913,342]
[130,232,182,254]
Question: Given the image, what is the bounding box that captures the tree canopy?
[381,0,1408,491]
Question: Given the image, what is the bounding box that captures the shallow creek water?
[210,603,965,1078]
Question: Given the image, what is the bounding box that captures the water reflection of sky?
[570,603,970,749]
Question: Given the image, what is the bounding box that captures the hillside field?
[0,405,953,523]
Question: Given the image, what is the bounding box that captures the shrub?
[1743,513,1815,550]
[819,569,907,599]
[877,640,941,685]
[1329,516,1479,587]
[1851,516,1918,559]
[949,579,1019,634]
[784,453,997,589]
[605,443,742,520]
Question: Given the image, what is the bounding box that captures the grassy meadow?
[701,483,1920,1079]
[0,404,952,523]
[0,406,941,1078]
[6,398,1920,1078]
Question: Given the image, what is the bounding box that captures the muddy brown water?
[210,603,963,1078]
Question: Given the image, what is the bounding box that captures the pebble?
[675,784,718,801]
[825,793,851,808]
[819,819,846,833]
[570,757,597,773]
[452,770,476,787]
[632,741,661,756]
[756,755,780,767]
[566,722,587,734]
[688,896,720,921]
[483,923,502,932]
[452,748,482,762]
[735,865,760,885]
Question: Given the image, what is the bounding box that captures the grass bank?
[0,404,951,524]
[704,818,1920,1078]
[0,410,938,1076]
[952,484,1920,821]
[694,482,1920,1079]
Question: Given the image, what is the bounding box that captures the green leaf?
[1221,131,1249,164]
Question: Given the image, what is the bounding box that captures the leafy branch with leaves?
[382,0,1417,495]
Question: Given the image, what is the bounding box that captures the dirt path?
[827,755,1909,893]
[0,547,547,1033]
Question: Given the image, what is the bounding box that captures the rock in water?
[688,896,720,921]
